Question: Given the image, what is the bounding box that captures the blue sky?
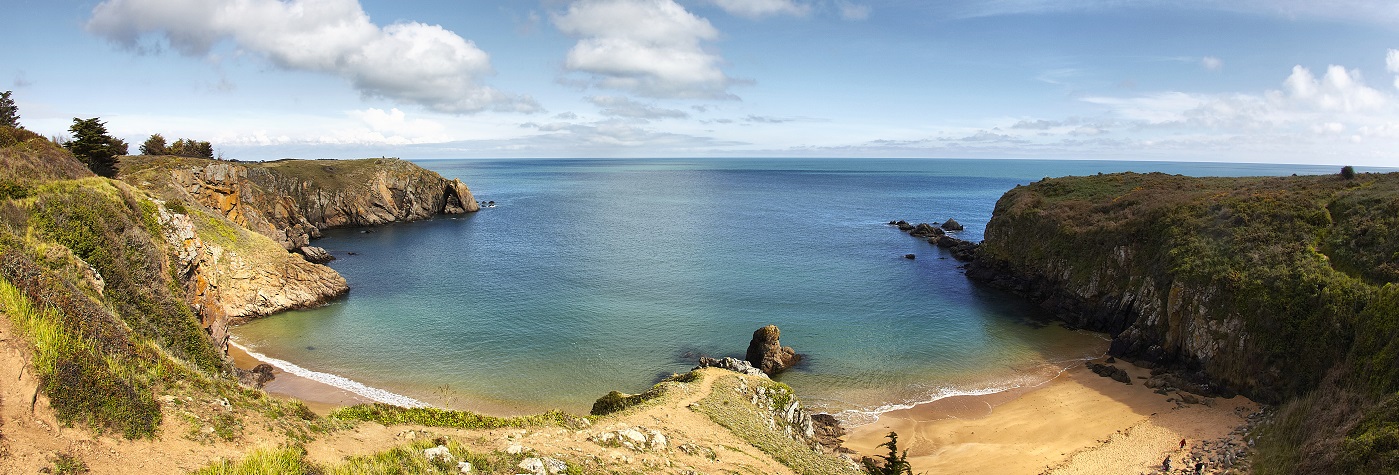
[4,0,1399,166]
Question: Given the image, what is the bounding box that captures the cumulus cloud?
[553,0,735,99]
[1202,56,1223,71]
[86,0,538,114]
[1276,64,1388,112]
[709,0,809,18]
[588,95,689,119]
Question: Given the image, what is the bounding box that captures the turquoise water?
[231,158,1355,418]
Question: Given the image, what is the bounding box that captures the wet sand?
[228,343,372,414]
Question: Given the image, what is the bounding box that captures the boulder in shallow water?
[942,218,964,231]
[298,246,334,264]
[909,223,944,237]
[745,325,801,375]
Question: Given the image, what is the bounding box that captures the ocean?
[230,158,1355,421]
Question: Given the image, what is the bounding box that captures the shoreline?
[227,341,377,415]
[844,357,1259,474]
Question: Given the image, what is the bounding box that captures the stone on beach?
[745,325,801,375]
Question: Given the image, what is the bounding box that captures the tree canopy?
[0,90,18,128]
[139,133,167,155]
[64,118,126,177]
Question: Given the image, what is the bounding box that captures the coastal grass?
[193,440,563,475]
[330,404,587,431]
[693,373,861,475]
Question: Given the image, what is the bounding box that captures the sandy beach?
[845,358,1258,475]
[227,343,373,414]
[230,339,1258,474]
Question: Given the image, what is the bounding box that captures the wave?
[229,340,428,408]
[825,354,1101,427]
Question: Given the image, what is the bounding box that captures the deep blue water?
[231,158,1357,417]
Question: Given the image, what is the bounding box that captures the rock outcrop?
[124,157,478,358]
[156,204,348,353]
[964,172,1399,405]
[745,325,800,375]
[127,157,479,251]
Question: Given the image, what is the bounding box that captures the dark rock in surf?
[746,325,801,375]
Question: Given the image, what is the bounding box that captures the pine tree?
[140,133,168,155]
[863,431,914,475]
[64,117,123,177]
[0,90,18,128]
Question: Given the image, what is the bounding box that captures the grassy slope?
[980,171,1399,474]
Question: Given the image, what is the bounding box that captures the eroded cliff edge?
[964,171,1399,471]
[117,156,479,353]
[967,172,1399,402]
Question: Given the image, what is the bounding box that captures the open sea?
[230,158,1358,421]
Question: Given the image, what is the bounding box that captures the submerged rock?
[745,325,801,375]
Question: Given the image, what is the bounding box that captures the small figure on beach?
[1179,438,1187,450]
[1163,456,1171,472]
[1194,461,1205,474]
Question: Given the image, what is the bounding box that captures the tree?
[0,90,18,128]
[64,117,124,177]
[863,432,914,475]
[1341,166,1356,180]
[168,138,214,158]
[140,134,168,155]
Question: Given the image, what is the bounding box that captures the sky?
[4,0,1399,166]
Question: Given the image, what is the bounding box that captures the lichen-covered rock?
[745,325,800,375]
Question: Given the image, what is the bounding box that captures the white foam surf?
[229,340,428,408]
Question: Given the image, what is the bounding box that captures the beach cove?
[220,158,1315,470]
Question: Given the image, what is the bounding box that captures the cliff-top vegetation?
[977,170,1399,474]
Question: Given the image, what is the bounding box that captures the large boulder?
[745,325,801,375]
[941,218,964,231]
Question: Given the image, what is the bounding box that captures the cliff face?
[118,156,479,353]
[143,157,478,251]
[967,172,1399,404]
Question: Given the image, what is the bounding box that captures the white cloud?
[1277,64,1388,112]
[709,0,809,18]
[1202,56,1223,71]
[1387,49,1399,90]
[552,0,735,99]
[836,1,871,20]
[86,0,539,114]
[588,95,689,119]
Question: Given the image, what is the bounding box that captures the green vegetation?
[62,117,126,177]
[693,373,862,475]
[194,439,545,475]
[330,403,584,430]
[592,371,699,416]
[49,453,89,474]
[981,171,1399,474]
[139,133,167,156]
[862,432,913,475]
[0,91,18,128]
[168,137,215,158]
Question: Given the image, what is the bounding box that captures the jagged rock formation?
[745,325,800,375]
[156,204,348,353]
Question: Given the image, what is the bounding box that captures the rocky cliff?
[967,172,1399,405]
[122,156,478,253]
[118,156,479,354]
